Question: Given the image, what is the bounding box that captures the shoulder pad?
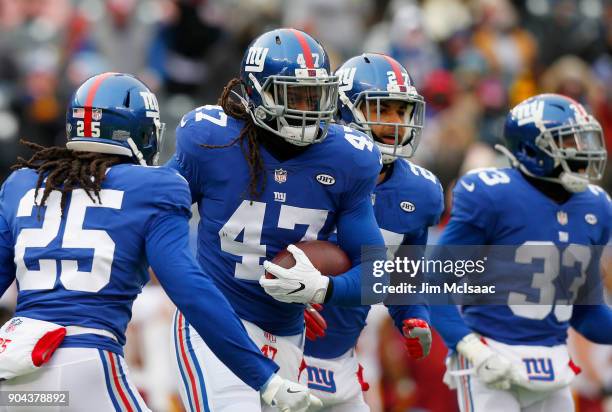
[326,124,382,179]
[177,105,243,149]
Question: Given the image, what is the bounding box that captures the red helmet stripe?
[564,95,588,117]
[290,29,315,70]
[381,55,406,90]
[83,72,116,137]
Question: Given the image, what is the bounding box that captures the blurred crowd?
[1,0,611,411]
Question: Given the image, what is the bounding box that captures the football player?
[165,29,386,412]
[0,73,318,412]
[302,53,443,411]
[432,93,611,411]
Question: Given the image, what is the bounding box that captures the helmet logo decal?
[72,108,85,119]
[140,91,160,123]
[92,108,102,121]
[512,100,544,126]
[337,67,356,92]
[244,47,269,72]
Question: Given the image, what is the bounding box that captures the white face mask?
[246,72,339,146]
[278,123,320,146]
[342,90,425,163]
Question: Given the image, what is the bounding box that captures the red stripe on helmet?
[83,72,116,137]
[565,95,588,117]
[290,29,315,75]
[381,55,407,91]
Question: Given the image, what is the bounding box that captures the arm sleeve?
[403,227,428,249]
[164,120,205,203]
[442,176,495,241]
[387,305,431,333]
[386,226,430,333]
[0,212,15,296]
[0,184,16,296]
[570,305,612,344]
[438,177,491,246]
[144,174,277,390]
[146,212,278,390]
[428,177,491,350]
[328,197,387,306]
[430,305,473,350]
[438,220,488,246]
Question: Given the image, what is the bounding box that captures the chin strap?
[339,90,368,127]
[127,138,148,166]
[494,144,588,193]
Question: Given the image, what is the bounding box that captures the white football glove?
[261,374,323,412]
[260,245,330,304]
[456,333,521,390]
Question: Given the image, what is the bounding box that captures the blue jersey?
[305,159,444,358]
[0,164,277,389]
[435,167,611,347]
[167,105,385,336]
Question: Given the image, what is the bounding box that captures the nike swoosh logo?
[180,115,188,127]
[287,388,302,394]
[460,181,475,192]
[287,283,306,295]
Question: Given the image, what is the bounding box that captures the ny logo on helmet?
[512,100,544,126]
[336,67,356,92]
[140,91,160,121]
[245,47,269,73]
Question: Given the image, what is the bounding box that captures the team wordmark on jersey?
[273,192,286,203]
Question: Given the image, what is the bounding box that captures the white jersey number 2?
[15,188,123,292]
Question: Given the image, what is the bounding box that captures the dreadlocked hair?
[200,77,266,200]
[11,140,125,217]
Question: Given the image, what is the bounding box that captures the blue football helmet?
[498,93,607,192]
[66,72,165,166]
[336,53,425,164]
[239,28,339,146]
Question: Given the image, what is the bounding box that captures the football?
[265,240,352,279]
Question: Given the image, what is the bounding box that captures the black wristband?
[323,277,334,303]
